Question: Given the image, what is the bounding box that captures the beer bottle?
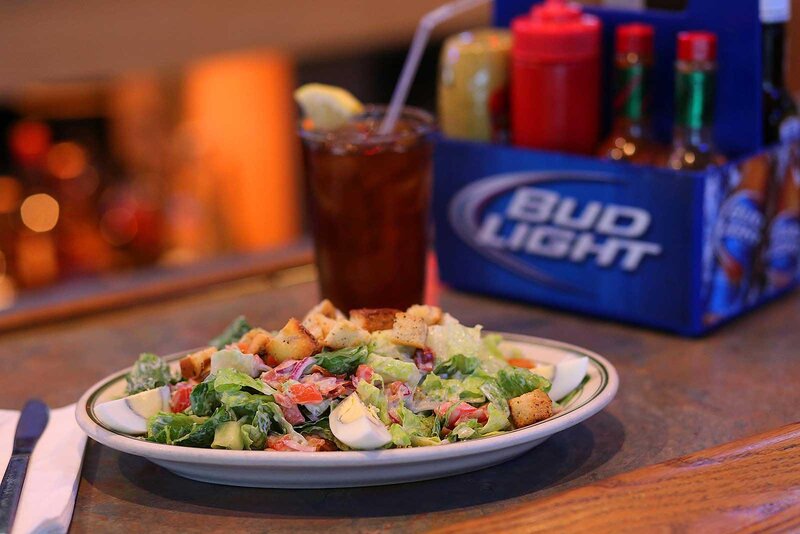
[761,0,799,145]
[597,23,661,164]
[667,31,725,171]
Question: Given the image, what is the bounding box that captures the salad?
[95,301,589,451]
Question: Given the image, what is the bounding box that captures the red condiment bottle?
[510,0,602,154]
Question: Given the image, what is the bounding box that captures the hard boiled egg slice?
[210,349,268,377]
[330,392,391,450]
[548,357,589,402]
[532,363,554,381]
[95,385,170,435]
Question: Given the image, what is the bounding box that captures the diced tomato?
[507,358,535,369]
[265,354,279,367]
[354,364,374,384]
[170,382,193,413]
[413,347,435,373]
[289,383,323,404]
[436,401,487,428]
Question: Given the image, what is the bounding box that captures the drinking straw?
[378,0,491,135]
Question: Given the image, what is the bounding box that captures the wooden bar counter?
[0,253,798,532]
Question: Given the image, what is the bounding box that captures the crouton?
[304,299,345,321]
[349,308,401,332]
[323,320,371,349]
[302,312,337,341]
[405,304,443,326]
[265,318,321,363]
[179,347,216,380]
[508,389,553,428]
[238,328,271,356]
[389,312,427,349]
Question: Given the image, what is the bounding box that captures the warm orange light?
[0,177,22,214]
[0,275,15,310]
[20,193,60,232]
[46,142,88,180]
[10,121,51,165]
[99,207,138,246]
[183,50,300,251]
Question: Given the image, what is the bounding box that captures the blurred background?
[0,0,796,310]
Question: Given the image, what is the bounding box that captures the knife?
[0,400,49,534]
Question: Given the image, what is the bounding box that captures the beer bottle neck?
[762,23,786,89]
[674,61,716,133]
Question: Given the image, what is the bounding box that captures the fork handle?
[0,454,30,534]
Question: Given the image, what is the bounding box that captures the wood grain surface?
[0,274,799,533]
[432,422,800,533]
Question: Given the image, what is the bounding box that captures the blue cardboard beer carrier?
[433,0,800,336]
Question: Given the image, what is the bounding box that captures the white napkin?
[0,405,87,534]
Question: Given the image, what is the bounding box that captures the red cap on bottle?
[616,23,654,57]
[511,0,601,62]
[677,31,717,62]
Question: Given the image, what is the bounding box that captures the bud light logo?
[449,172,662,291]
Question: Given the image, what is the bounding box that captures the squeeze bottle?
[510,0,601,153]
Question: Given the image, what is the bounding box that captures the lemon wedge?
[294,83,364,130]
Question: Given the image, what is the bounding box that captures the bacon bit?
[266,435,316,452]
[413,348,435,373]
[309,364,335,377]
[304,436,338,451]
[388,381,411,397]
[388,408,401,424]
[507,358,535,369]
[353,364,374,385]
[274,393,305,425]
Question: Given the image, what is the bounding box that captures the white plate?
[76,332,618,488]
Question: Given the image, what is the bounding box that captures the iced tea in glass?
[300,106,434,312]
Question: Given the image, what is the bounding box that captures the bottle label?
[706,190,764,317]
[675,69,715,130]
[766,211,800,289]
[614,64,649,122]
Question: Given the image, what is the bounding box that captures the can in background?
[765,143,800,293]
[438,28,511,143]
[704,153,772,323]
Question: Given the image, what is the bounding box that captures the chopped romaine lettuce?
[432,354,480,378]
[146,412,203,444]
[389,424,411,447]
[366,353,422,386]
[211,420,245,450]
[496,367,551,398]
[449,419,483,441]
[209,316,252,349]
[314,345,368,375]
[213,368,275,396]
[356,380,390,424]
[480,403,512,434]
[190,381,220,417]
[240,423,267,450]
[426,323,483,362]
[125,353,174,395]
